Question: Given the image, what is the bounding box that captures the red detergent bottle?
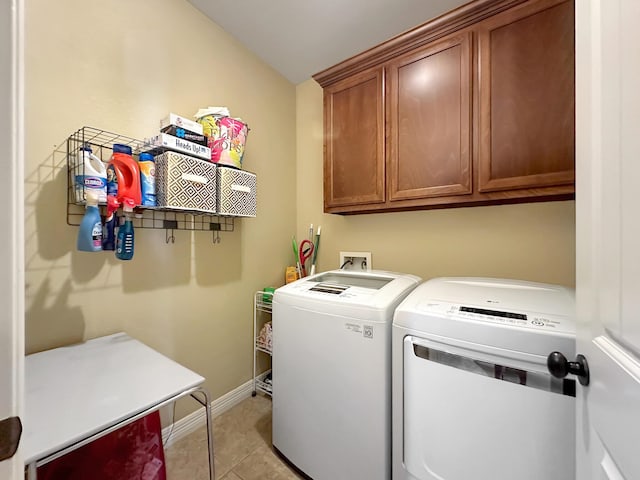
[109,144,141,207]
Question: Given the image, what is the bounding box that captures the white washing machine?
[272,269,421,480]
[392,277,576,480]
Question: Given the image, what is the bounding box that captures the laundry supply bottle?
[106,162,118,205]
[138,152,156,206]
[102,195,119,251]
[75,144,107,204]
[77,192,103,252]
[109,144,141,207]
[115,200,135,260]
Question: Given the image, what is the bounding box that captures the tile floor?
[164,394,303,480]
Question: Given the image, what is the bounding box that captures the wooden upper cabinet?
[314,0,575,214]
[323,67,385,210]
[477,0,575,193]
[387,31,472,201]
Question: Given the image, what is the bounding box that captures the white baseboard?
[162,379,254,448]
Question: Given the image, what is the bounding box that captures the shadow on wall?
[193,220,242,286]
[29,147,73,261]
[25,278,85,354]
[24,145,84,353]
[118,226,243,291]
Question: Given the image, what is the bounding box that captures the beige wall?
[296,79,576,286]
[24,0,296,409]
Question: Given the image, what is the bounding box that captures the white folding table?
[23,332,215,479]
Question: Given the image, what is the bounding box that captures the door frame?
[0,0,25,478]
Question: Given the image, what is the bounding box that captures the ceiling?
[187,0,470,84]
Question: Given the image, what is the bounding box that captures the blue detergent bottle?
[138,152,156,206]
[115,202,135,260]
[77,193,103,252]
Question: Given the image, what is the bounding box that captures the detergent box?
[144,133,211,161]
[160,124,208,146]
[159,113,203,135]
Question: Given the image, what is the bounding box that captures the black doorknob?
[547,351,590,386]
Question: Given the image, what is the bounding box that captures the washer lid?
[309,271,394,290]
[274,269,421,320]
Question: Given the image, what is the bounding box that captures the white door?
[575,0,640,478]
[0,0,24,479]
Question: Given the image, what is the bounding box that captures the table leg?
[192,388,215,480]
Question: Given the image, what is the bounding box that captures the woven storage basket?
[217,166,256,217]
[155,151,217,213]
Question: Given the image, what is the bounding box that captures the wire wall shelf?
[66,126,236,240]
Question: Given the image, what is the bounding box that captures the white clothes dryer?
[392,277,576,480]
[272,269,421,480]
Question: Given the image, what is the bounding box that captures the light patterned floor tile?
[231,445,304,480]
[165,394,285,480]
[219,471,243,480]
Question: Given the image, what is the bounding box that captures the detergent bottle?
[74,144,107,204]
[108,144,141,207]
[138,152,156,206]
[77,192,103,252]
[115,199,135,260]
[102,195,119,251]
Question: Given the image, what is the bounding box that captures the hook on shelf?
[163,219,178,244]
[210,222,221,244]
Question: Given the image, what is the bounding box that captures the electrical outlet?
[339,251,372,271]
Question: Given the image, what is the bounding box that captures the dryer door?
[402,335,574,480]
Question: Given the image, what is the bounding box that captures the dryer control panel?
[413,300,571,334]
[454,304,563,330]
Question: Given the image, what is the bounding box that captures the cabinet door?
[387,31,472,201]
[477,0,575,193]
[323,68,384,210]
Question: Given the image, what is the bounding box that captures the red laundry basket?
[37,411,167,480]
